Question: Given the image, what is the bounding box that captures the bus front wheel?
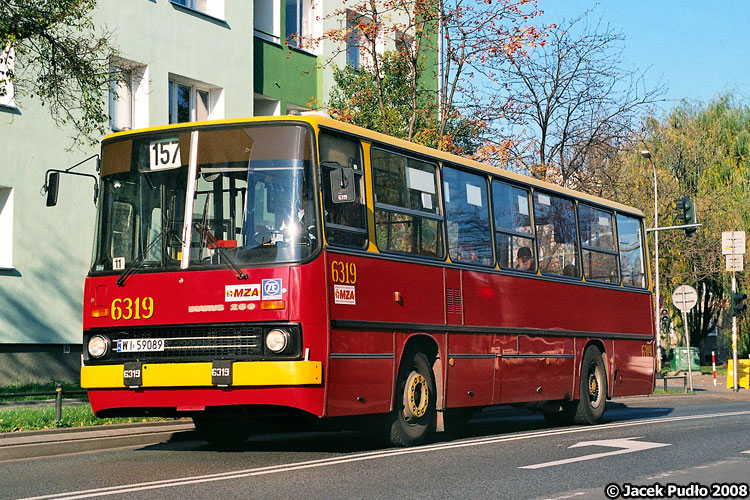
[387,351,436,447]
[572,346,607,424]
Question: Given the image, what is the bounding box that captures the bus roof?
[102,114,645,218]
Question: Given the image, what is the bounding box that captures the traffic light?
[660,308,670,330]
[732,292,747,316]
[674,197,697,237]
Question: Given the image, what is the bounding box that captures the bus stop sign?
[672,285,698,313]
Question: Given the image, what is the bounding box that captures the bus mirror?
[329,167,355,204]
[45,172,60,207]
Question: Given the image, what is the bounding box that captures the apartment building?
[0,0,435,384]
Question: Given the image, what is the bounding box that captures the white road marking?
[519,437,670,469]
[18,409,750,500]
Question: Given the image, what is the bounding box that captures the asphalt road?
[2,397,750,500]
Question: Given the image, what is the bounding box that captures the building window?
[171,0,224,20]
[346,15,362,69]
[0,186,13,269]
[285,0,315,50]
[0,46,15,109]
[255,0,280,43]
[169,78,222,123]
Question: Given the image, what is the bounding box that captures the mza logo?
[334,284,356,305]
[262,278,283,300]
[225,284,260,302]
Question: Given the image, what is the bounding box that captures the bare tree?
[498,13,665,189]
[311,0,546,152]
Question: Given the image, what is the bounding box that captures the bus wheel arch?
[388,335,440,446]
[572,343,608,425]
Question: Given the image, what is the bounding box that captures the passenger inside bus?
[515,246,535,271]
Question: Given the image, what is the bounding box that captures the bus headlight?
[265,329,291,354]
[88,335,110,358]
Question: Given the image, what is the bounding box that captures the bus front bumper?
[81,360,322,389]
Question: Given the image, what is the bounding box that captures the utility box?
[668,347,700,371]
[727,359,750,389]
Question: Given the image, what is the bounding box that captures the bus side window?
[492,180,536,272]
[534,191,578,277]
[319,132,368,248]
[578,203,618,283]
[616,213,647,288]
[371,148,443,258]
[444,165,493,266]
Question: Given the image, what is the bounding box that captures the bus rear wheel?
[572,346,607,424]
[387,351,436,447]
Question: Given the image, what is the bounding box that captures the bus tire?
[387,351,436,447]
[193,415,251,447]
[572,346,607,424]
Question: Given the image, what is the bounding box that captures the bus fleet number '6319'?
[111,297,154,321]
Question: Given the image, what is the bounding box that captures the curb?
[0,421,195,461]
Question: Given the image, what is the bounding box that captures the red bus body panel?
[84,249,654,417]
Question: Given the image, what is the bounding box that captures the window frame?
[491,178,538,273]
[371,146,444,259]
[577,202,620,284]
[443,164,494,267]
[254,0,281,44]
[319,130,369,249]
[0,45,16,109]
[0,186,13,269]
[168,79,220,124]
[615,211,648,289]
[285,0,318,53]
[533,189,581,278]
[171,0,225,21]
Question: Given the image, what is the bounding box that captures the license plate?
[116,338,165,353]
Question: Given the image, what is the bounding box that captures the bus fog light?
[265,329,290,353]
[88,335,110,358]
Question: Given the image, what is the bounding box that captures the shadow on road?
[137,402,679,455]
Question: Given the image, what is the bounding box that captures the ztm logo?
[262,279,283,300]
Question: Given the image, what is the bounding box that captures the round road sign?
[672,285,698,312]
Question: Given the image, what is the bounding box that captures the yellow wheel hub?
[403,372,429,419]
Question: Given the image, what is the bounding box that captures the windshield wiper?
[116,230,167,287]
[194,221,248,280]
[117,198,180,287]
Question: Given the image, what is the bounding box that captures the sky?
[537,1,750,112]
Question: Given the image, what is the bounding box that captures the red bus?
[74,115,655,446]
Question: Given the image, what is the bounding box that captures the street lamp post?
[641,150,661,373]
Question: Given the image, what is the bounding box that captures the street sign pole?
[732,273,738,392]
[672,284,698,392]
[722,231,745,392]
[682,309,694,391]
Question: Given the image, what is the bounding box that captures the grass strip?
[0,405,173,433]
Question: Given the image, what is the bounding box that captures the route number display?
[149,138,181,170]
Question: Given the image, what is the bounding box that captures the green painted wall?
[253,39,322,110]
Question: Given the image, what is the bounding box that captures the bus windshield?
[91,123,318,274]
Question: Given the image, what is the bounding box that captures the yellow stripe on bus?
[81,361,323,389]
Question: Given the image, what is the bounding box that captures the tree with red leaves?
[310,0,548,154]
